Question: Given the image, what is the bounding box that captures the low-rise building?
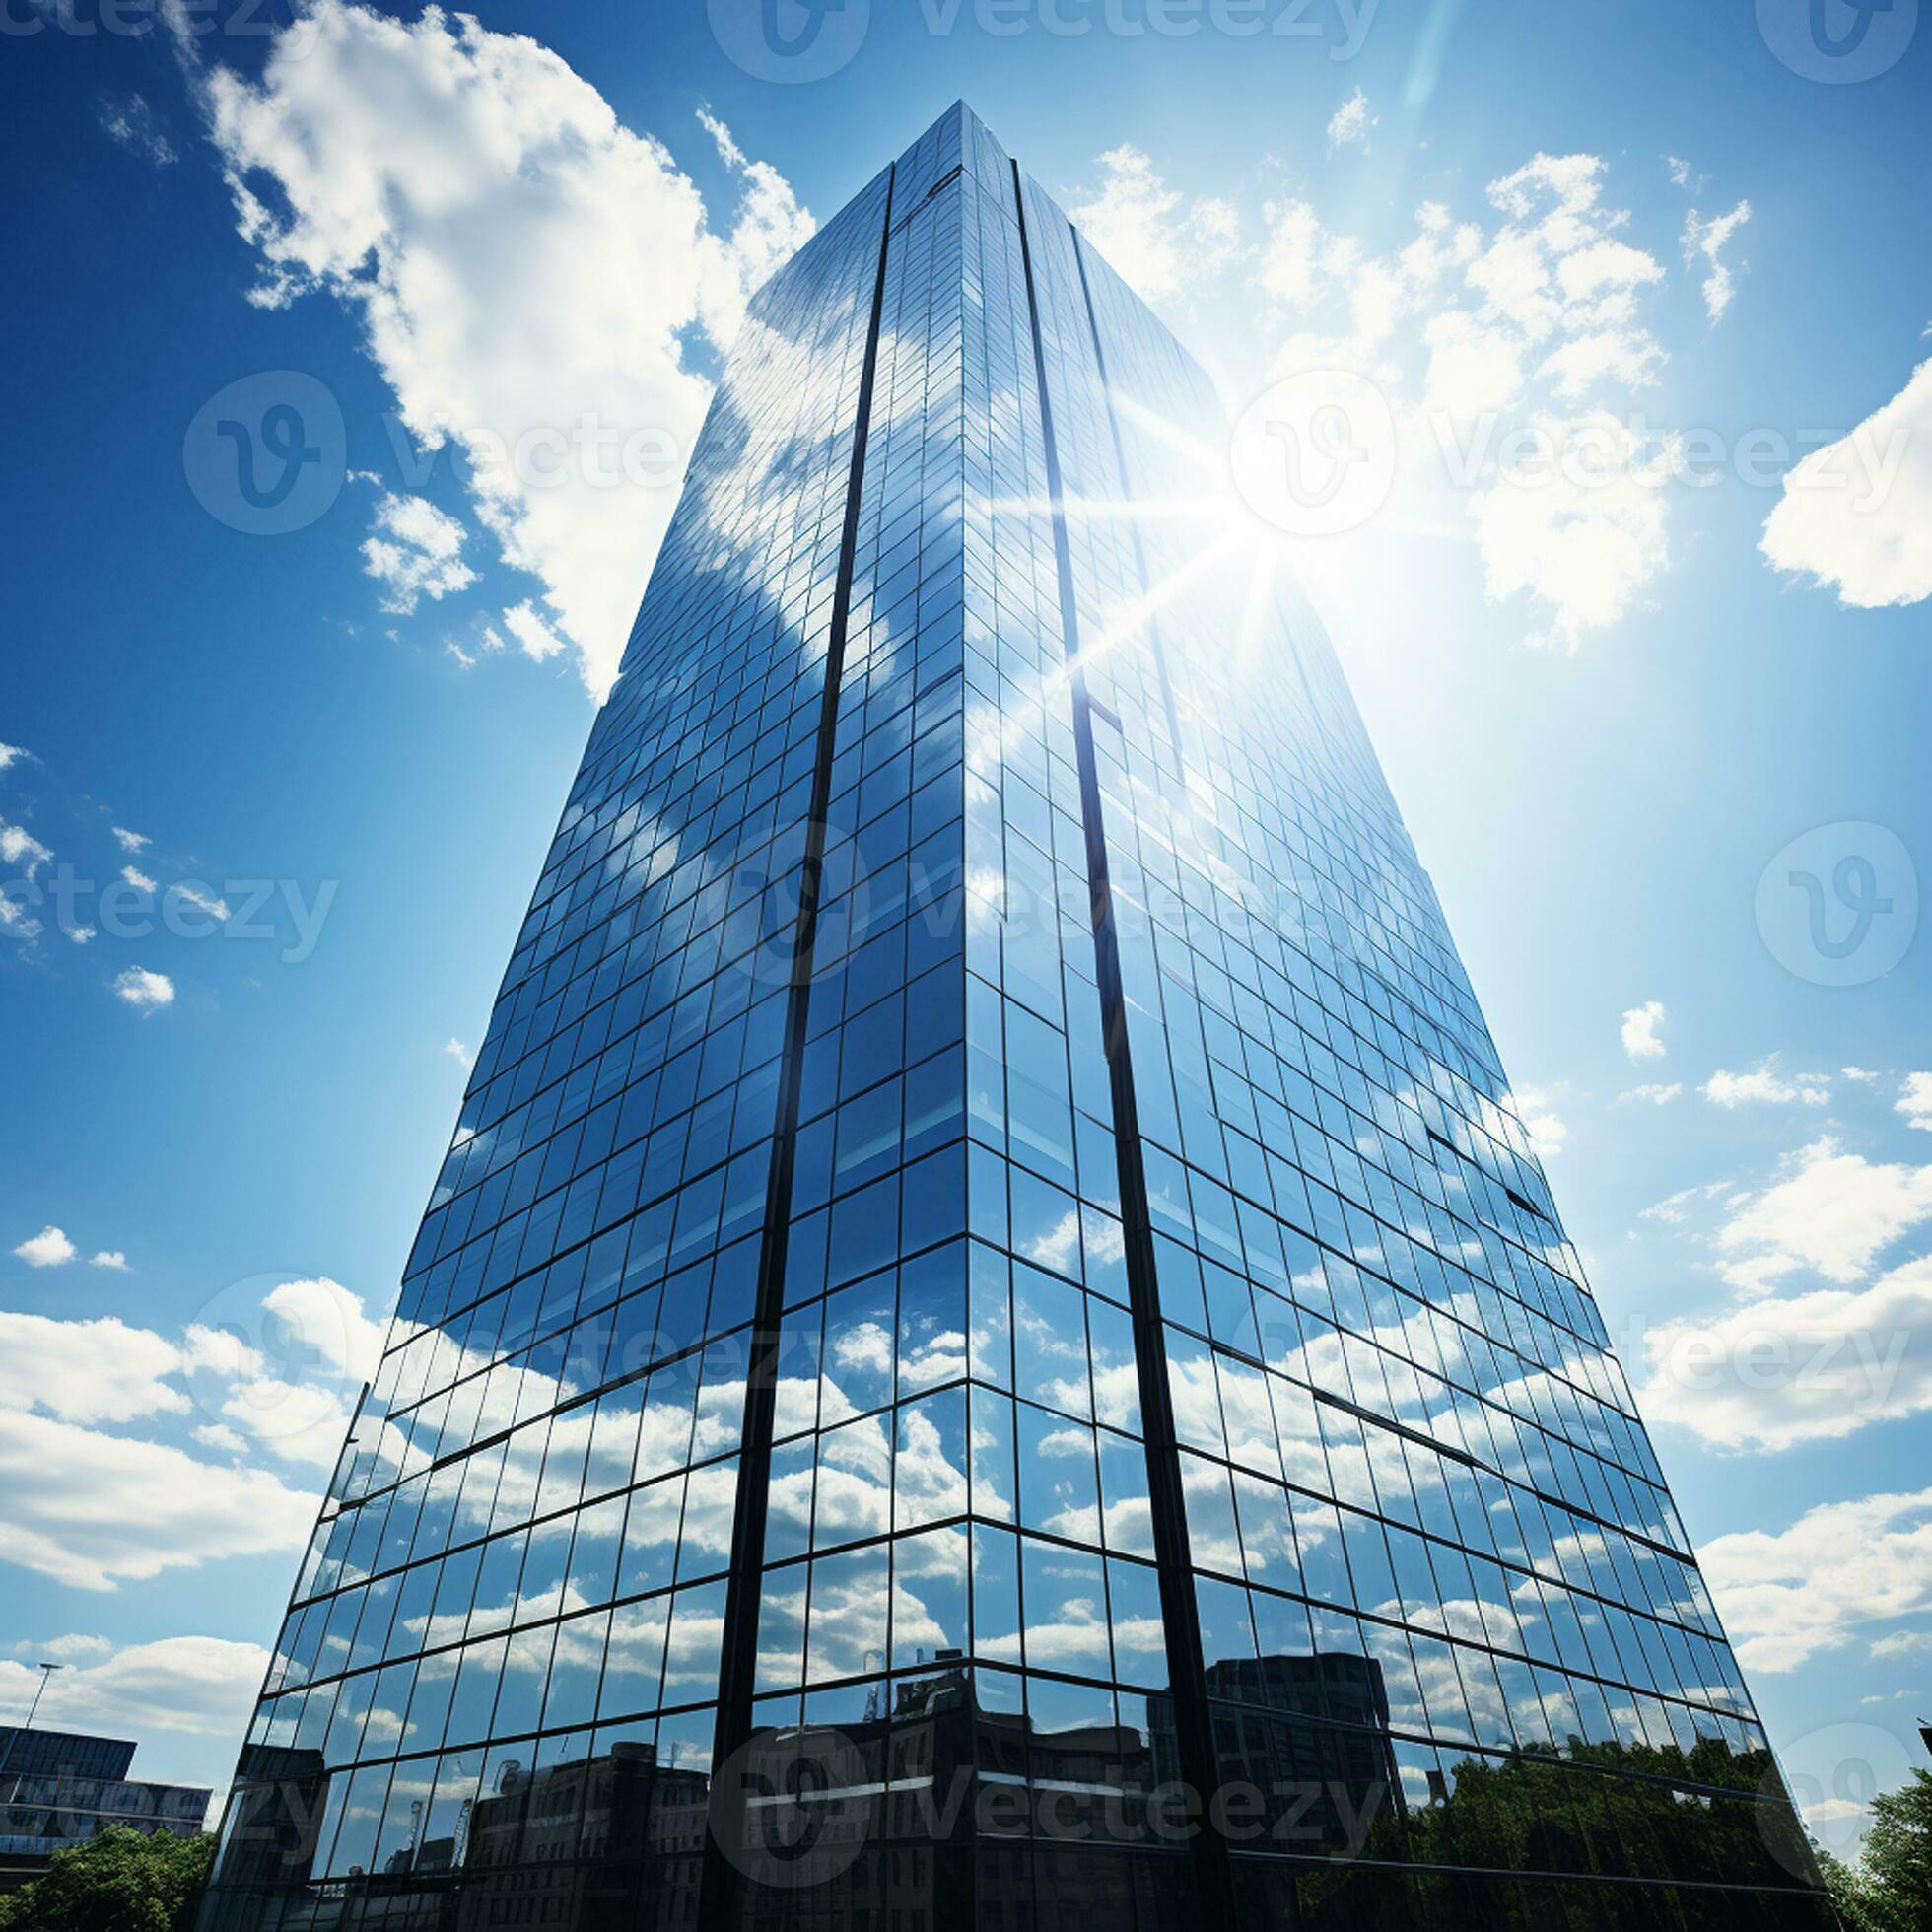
[0,1724,211,1893]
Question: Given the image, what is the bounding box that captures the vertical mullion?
[1011,158,1237,1932]
[700,161,898,1932]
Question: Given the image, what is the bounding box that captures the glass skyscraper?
[200,103,1832,1932]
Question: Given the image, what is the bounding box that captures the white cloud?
[1067,145,1239,306]
[1620,1082,1683,1106]
[1897,1071,1932,1132]
[121,864,157,893]
[1681,199,1751,323]
[1805,1797,1871,1826]
[1485,151,1607,226]
[99,93,178,167]
[172,883,231,924]
[193,4,811,698]
[1507,1084,1568,1159]
[443,1036,475,1070]
[1245,150,1679,652]
[1842,1065,1880,1083]
[0,1309,196,1424]
[1537,328,1665,400]
[1,820,53,877]
[13,1633,114,1661]
[89,1251,129,1271]
[1472,409,1672,652]
[1638,1179,1730,1225]
[66,925,96,945]
[0,1635,266,1745]
[0,1279,379,1489]
[1553,238,1664,305]
[695,107,815,308]
[1698,1488,1932,1672]
[501,600,567,663]
[1869,1626,1932,1661]
[444,619,507,671]
[113,966,174,1011]
[0,743,25,773]
[211,1377,358,1470]
[1419,304,1524,418]
[12,1225,77,1269]
[1639,1253,1932,1451]
[1620,999,1667,1061]
[260,1277,385,1383]
[1700,1061,1831,1108]
[1760,356,1932,609]
[111,826,149,853]
[1665,156,1699,190]
[153,1277,388,1472]
[1326,88,1377,154]
[360,492,476,614]
[1714,1137,1932,1291]
[0,1408,316,1590]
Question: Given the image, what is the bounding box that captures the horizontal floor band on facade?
[359,1206,1685,1538]
[275,1533,1743,1737]
[234,1688,1789,1812]
[298,1402,1719,1656]
[404,1095,1613,1394]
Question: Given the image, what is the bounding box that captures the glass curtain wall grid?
[197,102,1833,1932]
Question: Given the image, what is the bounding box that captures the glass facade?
[199,104,1832,1932]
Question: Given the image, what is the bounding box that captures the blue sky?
[2,0,1928,1853]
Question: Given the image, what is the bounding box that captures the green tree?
[0,1827,214,1932]
[1813,1847,1885,1932]
[1859,1767,1932,1932]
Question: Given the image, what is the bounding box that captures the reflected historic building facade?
[198,104,1833,1932]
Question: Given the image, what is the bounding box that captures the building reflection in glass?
[200,1648,1826,1931]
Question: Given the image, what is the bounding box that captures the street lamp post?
[0,1662,66,1792]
